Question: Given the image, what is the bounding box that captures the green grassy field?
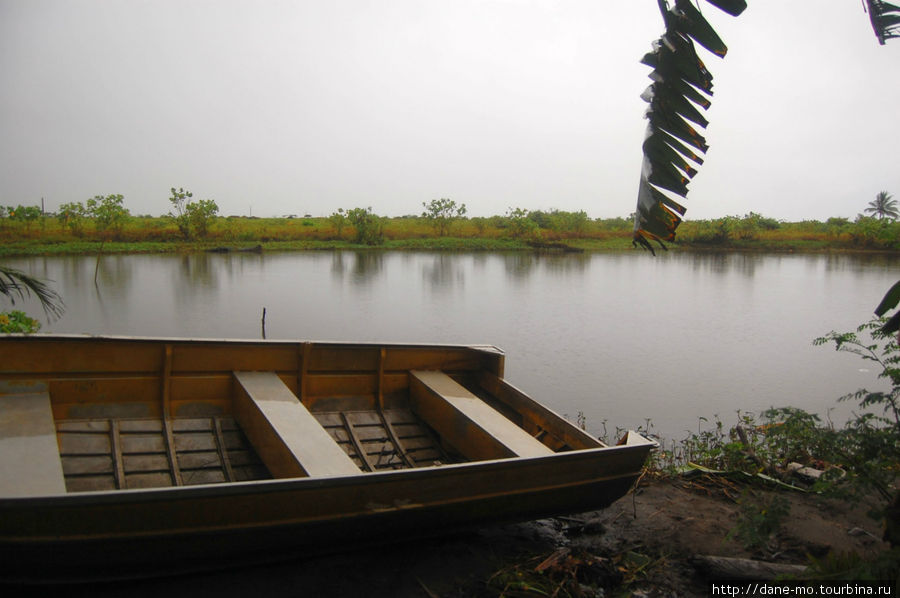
[1,211,898,256]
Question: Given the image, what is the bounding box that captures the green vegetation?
[0,310,42,333]
[85,194,130,240]
[421,198,466,237]
[865,191,899,221]
[0,264,64,333]
[167,187,219,240]
[345,206,384,245]
[2,191,900,256]
[727,490,791,553]
[0,264,64,319]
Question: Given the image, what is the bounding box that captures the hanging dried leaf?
[633,0,745,254]
[865,0,900,45]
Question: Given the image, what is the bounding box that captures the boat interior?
[0,338,606,496]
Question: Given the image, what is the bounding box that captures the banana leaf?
[633,0,744,253]
[875,280,900,334]
[866,0,900,45]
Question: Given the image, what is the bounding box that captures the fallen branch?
[691,555,807,581]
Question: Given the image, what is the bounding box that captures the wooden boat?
[0,335,654,583]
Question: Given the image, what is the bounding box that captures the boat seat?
[0,381,67,497]
[232,371,361,478]
[408,370,554,461]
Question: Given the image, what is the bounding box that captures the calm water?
[4,250,899,441]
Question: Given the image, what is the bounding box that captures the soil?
[37,473,891,598]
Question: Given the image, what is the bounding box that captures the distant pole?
[261,307,267,339]
[41,197,44,214]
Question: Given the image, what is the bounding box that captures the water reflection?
[422,254,464,291]
[503,253,538,281]
[350,252,383,285]
[330,251,346,278]
[96,255,135,289]
[683,252,761,277]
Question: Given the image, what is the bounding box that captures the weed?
[727,490,791,553]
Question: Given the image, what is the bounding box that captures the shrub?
[346,207,384,245]
[0,310,41,333]
[421,198,466,237]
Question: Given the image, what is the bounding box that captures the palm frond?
[633,0,746,254]
[865,0,900,45]
[0,265,65,320]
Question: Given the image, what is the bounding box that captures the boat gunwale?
[0,332,504,353]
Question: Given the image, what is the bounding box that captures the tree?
[186,199,219,238]
[86,194,129,239]
[421,198,467,237]
[6,205,42,230]
[329,208,347,239]
[168,187,218,240]
[864,191,899,221]
[346,207,384,245]
[168,187,194,239]
[57,201,88,237]
[506,207,539,239]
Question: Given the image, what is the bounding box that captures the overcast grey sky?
[1,0,897,221]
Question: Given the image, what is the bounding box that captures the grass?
[1,212,899,256]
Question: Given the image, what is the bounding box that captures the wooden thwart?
[409,370,554,461]
[0,381,67,497]
[232,371,360,478]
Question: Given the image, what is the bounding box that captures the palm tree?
[0,265,64,319]
[864,191,899,221]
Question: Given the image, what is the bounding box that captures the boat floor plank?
[0,381,67,497]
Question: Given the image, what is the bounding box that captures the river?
[4,250,898,442]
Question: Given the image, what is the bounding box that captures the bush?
[346,207,384,245]
[0,310,41,333]
[86,194,130,240]
[421,198,466,237]
[168,188,218,240]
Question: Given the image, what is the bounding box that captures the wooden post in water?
[261,307,267,339]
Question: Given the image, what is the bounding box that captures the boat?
[0,334,654,583]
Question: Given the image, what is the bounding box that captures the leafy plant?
[328,208,347,239]
[86,194,130,239]
[0,265,64,319]
[864,191,899,221]
[186,199,218,238]
[345,207,384,245]
[168,188,218,240]
[0,310,41,333]
[727,490,791,553]
[421,198,466,237]
[57,201,88,237]
[506,207,539,239]
[5,205,42,230]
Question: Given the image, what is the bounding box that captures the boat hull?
[1,442,648,582]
